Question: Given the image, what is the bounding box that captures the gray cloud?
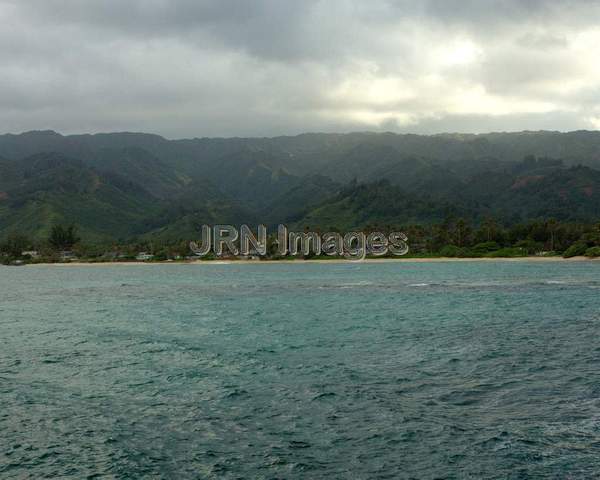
[1,0,600,137]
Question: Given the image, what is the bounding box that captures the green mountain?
[2,130,600,243]
[0,152,248,242]
[294,163,600,230]
[87,147,191,199]
[0,153,159,241]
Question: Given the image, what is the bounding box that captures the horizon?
[4,127,600,142]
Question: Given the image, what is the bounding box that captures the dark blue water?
[1,261,600,479]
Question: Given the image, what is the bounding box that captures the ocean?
[1,261,600,478]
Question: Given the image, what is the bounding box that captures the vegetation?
[2,218,600,264]
[2,130,600,263]
[585,246,600,257]
[48,224,80,250]
[0,233,30,258]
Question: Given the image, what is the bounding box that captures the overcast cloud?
[1,0,600,137]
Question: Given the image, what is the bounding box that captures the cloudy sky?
[2,0,600,138]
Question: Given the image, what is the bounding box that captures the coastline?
[20,256,600,266]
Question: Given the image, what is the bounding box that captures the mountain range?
[1,129,600,242]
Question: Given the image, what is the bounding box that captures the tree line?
[0,224,80,261]
[2,218,600,263]
[396,217,600,258]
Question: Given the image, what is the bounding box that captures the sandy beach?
[21,256,600,266]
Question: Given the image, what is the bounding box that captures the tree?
[453,218,471,247]
[473,216,507,245]
[515,239,543,255]
[563,242,588,258]
[0,233,29,257]
[48,224,80,251]
[585,246,600,257]
[546,218,558,251]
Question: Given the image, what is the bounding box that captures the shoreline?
[17,256,600,266]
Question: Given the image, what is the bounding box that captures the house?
[21,250,40,259]
[136,252,154,261]
[60,251,78,261]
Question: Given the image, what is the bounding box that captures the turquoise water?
[1,261,600,479]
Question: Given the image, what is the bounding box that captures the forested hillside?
[1,130,600,243]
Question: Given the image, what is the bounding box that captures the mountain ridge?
[2,130,600,242]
